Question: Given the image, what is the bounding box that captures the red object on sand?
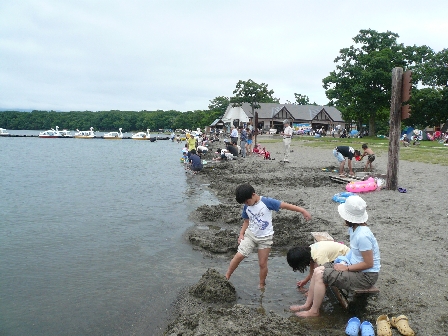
[355,156,361,161]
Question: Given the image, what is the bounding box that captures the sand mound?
[189,268,236,303]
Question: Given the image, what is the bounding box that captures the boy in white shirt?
[225,183,311,289]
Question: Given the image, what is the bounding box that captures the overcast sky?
[1,0,446,112]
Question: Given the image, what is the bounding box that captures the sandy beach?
[164,137,448,335]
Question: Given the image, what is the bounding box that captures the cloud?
[0,0,446,111]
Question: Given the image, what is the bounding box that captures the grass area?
[258,135,448,165]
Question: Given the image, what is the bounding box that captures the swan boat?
[39,126,72,138]
[74,127,95,139]
[103,128,123,140]
[132,129,151,140]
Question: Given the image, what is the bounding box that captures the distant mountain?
[0,109,65,112]
[0,108,32,112]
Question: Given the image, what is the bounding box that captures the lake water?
[1,132,346,335]
[0,133,221,336]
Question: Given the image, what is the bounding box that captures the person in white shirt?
[225,184,311,289]
[280,120,293,162]
[230,126,239,145]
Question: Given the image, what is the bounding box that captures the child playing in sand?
[225,183,312,289]
[360,144,375,171]
[287,241,350,289]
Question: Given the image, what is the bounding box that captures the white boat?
[132,129,151,140]
[103,128,123,140]
[74,127,95,139]
[0,128,10,136]
[39,126,67,138]
[59,129,73,138]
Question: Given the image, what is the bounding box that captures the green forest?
[0,109,222,132]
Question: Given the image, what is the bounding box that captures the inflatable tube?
[332,192,356,203]
[345,177,377,193]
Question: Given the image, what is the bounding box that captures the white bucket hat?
[338,195,368,223]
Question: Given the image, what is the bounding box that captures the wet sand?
[164,137,448,335]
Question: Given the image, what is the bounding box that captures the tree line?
[0,109,222,132]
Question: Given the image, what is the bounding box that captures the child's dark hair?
[344,219,365,227]
[362,143,368,149]
[354,149,361,156]
[190,149,196,154]
[235,184,255,204]
[286,246,312,273]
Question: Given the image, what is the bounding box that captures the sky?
[1,0,447,112]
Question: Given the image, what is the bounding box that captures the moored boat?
[74,127,95,139]
[132,129,151,140]
[59,129,73,138]
[103,128,123,140]
[39,126,65,138]
[0,128,10,137]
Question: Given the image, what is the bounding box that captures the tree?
[322,29,431,135]
[230,79,279,116]
[293,93,310,105]
[407,88,444,128]
[410,48,448,127]
[208,96,230,116]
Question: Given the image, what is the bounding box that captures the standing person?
[225,183,311,289]
[246,127,253,155]
[280,119,293,162]
[230,126,238,145]
[287,241,350,289]
[333,146,360,178]
[360,144,375,172]
[292,195,381,318]
[186,133,196,152]
[239,126,247,158]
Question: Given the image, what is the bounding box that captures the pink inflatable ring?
[345,177,377,193]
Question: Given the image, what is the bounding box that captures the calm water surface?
[0,134,219,335]
[0,132,348,335]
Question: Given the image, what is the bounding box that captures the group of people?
[225,183,380,319]
[212,125,256,161]
[230,125,255,158]
[333,144,375,176]
[181,133,208,174]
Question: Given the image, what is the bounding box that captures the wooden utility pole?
[386,67,403,190]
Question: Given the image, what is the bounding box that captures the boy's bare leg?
[257,248,270,289]
[347,160,354,176]
[225,252,245,280]
[339,161,345,175]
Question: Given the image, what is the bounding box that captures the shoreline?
[164,138,448,335]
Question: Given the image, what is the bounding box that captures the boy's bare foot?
[290,304,310,312]
[258,282,266,290]
[295,310,320,317]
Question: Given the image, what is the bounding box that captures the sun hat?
[338,195,368,223]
